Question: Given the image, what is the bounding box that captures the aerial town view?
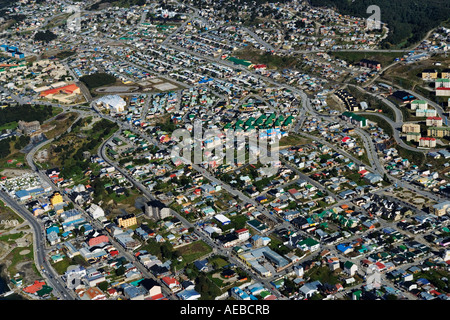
[0,0,450,309]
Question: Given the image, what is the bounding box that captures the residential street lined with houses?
[0,0,449,303]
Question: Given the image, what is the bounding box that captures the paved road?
[98,132,286,299]
[0,190,77,300]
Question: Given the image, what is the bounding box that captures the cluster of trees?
[13,135,30,150]
[0,135,30,160]
[33,30,57,43]
[79,72,116,89]
[58,119,118,178]
[310,0,450,48]
[194,273,221,300]
[155,119,176,133]
[0,104,53,127]
[88,0,145,10]
[0,138,11,159]
[143,239,179,262]
[119,157,149,166]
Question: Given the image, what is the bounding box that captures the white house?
[299,280,322,299]
[86,203,105,220]
[344,261,358,276]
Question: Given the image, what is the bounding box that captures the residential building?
[426,117,443,127]
[416,108,437,117]
[402,123,420,134]
[50,192,64,207]
[162,276,181,293]
[144,200,171,220]
[419,137,436,148]
[116,214,137,228]
[344,261,358,276]
[431,201,450,216]
[410,100,427,110]
[87,234,109,247]
[86,204,105,220]
[341,112,367,127]
[428,127,450,138]
[422,69,438,81]
[360,59,381,71]
[406,132,421,142]
[78,287,107,300]
[436,79,450,96]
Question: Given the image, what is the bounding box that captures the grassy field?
[395,144,426,168]
[0,232,24,244]
[52,255,89,275]
[306,266,341,285]
[279,133,312,148]
[382,54,450,92]
[5,244,34,276]
[0,121,17,132]
[0,200,24,225]
[234,45,298,70]
[363,114,393,136]
[175,240,212,265]
[40,112,78,140]
[346,86,395,121]
[0,149,29,171]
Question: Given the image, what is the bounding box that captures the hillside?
[310,0,450,49]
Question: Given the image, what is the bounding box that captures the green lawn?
[279,134,311,147]
[395,145,426,168]
[175,240,213,265]
[0,121,17,131]
[0,151,29,171]
[5,244,34,276]
[52,257,72,275]
[0,232,24,243]
[209,256,229,269]
[306,266,340,285]
[363,115,393,137]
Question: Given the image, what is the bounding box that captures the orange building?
[23,280,46,294]
[39,84,80,97]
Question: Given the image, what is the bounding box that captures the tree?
[79,73,116,89]
[115,266,125,276]
[97,281,109,291]
[34,30,57,42]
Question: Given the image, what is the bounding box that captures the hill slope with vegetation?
[310,0,450,49]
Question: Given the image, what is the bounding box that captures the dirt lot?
[0,168,33,178]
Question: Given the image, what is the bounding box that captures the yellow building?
[402,123,420,134]
[406,132,421,142]
[116,214,137,228]
[422,69,438,81]
[427,127,450,138]
[431,201,450,216]
[50,192,63,207]
[442,69,450,79]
